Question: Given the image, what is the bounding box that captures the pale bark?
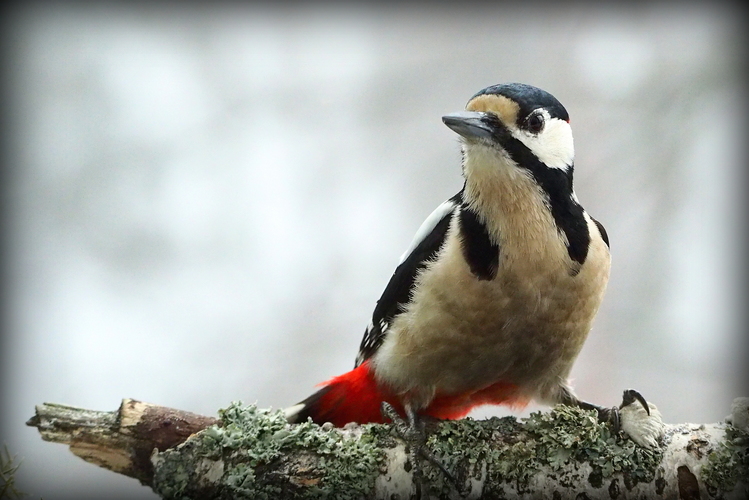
[26,399,217,485]
[27,398,748,499]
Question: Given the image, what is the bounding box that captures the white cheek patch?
[512,116,574,170]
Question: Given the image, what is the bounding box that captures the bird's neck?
[462,151,571,266]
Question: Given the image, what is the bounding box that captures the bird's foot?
[594,389,650,432]
[616,389,664,448]
[579,389,664,448]
[381,402,465,499]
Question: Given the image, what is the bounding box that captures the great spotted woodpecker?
[285,83,651,436]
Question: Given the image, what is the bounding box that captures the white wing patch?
[399,200,457,265]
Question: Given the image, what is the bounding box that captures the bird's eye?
[526,113,545,134]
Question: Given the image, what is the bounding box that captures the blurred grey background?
[1,4,746,499]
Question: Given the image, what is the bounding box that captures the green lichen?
[702,425,749,495]
[153,403,666,499]
[152,402,386,500]
[151,454,192,499]
[423,405,663,498]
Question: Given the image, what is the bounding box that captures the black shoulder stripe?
[556,204,590,266]
[591,217,609,248]
[458,204,499,280]
[355,198,456,366]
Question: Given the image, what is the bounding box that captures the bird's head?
[443,83,575,199]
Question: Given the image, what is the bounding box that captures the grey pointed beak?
[442,111,494,140]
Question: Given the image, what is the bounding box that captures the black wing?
[355,194,460,367]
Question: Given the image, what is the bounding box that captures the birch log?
[27,398,748,499]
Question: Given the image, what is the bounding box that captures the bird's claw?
[381,402,465,499]
[596,405,621,433]
[381,401,417,439]
[593,389,650,435]
[620,388,650,415]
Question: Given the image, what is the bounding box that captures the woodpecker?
[285,82,645,430]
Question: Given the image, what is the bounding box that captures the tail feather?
[286,361,398,426]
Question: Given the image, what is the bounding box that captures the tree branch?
[27,398,748,499]
[26,399,217,485]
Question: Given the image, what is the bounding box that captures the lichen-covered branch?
[28,398,748,499]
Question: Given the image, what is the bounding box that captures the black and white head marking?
[445,83,592,268]
[472,83,574,172]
